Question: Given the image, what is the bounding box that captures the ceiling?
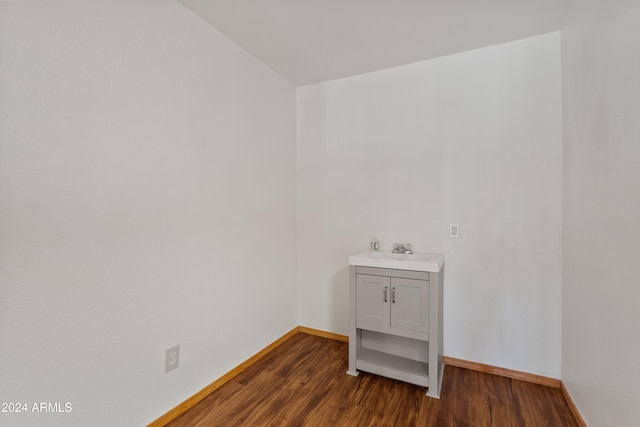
[178,0,573,86]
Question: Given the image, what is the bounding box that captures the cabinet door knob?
[391,287,396,304]
[383,286,388,302]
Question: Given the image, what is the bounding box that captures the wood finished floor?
[167,333,579,427]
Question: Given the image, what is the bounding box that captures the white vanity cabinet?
[347,252,444,398]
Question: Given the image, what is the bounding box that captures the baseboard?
[296,325,349,342]
[561,381,588,427]
[442,356,561,389]
[147,327,299,427]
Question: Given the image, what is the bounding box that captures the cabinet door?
[356,274,390,329]
[390,277,429,333]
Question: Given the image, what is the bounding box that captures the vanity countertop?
[349,250,444,272]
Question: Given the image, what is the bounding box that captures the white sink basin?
[349,250,444,272]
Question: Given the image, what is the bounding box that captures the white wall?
[0,2,296,426]
[297,33,563,378]
[562,0,640,425]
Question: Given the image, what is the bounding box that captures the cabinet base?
[346,369,359,377]
[356,348,429,388]
[426,360,444,399]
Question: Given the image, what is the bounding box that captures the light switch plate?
[449,224,460,238]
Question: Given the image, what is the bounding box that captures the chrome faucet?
[392,243,413,254]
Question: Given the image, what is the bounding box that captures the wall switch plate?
[449,224,460,238]
[165,345,180,373]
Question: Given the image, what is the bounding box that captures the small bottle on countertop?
[370,237,380,251]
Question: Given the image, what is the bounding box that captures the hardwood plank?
[511,380,580,427]
[166,333,581,427]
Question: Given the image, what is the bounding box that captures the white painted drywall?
[562,0,640,425]
[0,2,296,426]
[297,33,563,378]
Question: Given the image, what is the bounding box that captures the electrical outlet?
[165,345,180,373]
[449,223,460,238]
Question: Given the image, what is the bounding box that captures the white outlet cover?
[165,345,180,373]
[449,224,460,238]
